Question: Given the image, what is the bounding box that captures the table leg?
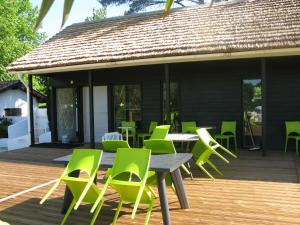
[156,172,171,225]
[170,168,189,209]
[61,170,80,214]
[126,128,129,142]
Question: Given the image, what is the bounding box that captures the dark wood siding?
[171,59,260,147]
[266,56,300,150]
[48,56,300,150]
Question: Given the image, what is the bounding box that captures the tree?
[0,0,47,93]
[85,7,107,22]
[98,0,205,15]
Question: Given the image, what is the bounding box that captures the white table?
[166,133,199,142]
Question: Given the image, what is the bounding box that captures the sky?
[30,0,129,39]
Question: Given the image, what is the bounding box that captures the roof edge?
[11,47,300,75]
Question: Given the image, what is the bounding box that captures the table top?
[166,133,199,142]
[118,126,136,129]
[53,152,192,173]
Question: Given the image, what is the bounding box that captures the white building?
[0,80,44,117]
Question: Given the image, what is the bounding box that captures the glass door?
[56,88,77,142]
[163,81,180,132]
[242,79,262,148]
[113,84,141,129]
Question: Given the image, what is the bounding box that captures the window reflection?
[113,84,141,129]
[163,81,180,132]
[243,79,262,147]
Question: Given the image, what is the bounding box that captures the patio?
[0,147,300,225]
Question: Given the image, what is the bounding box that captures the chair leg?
[207,160,222,176]
[180,164,191,175]
[296,139,299,156]
[227,137,230,149]
[144,200,154,225]
[198,164,214,179]
[90,198,105,225]
[285,137,288,152]
[234,136,237,151]
[60,199,76,225]
[112,200,123,225]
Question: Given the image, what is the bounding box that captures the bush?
[0,117,13,138]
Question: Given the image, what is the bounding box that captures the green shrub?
[0,118,13,138]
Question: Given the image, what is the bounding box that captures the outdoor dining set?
[40,121,238,225]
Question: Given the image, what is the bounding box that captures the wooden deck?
[0,147,300,225]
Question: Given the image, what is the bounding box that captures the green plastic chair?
[150,125,170,139]
[285,121,300,155]
[121,121,136,146]
[102,140,130,152]
[144,139,191,176]
[137,121,158,147]
[182,121,197,133]
[192,132,229,179]
[215,121,237,151]
[198,128,237,158]
[91,148,154,225]
[40,149,104,225]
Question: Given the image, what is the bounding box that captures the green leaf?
[35,0,55,29]
[61,0,75,28]
[164,0,174,14]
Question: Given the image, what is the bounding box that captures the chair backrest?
[121,121,136,135]
[285,121,300,135]
[144,139,176,154]
[191,139,213,163]
[102,140,130,152]
[221,121,236,135]
[148,121,158,134]
[110,148,151,181]
[150,125,170,139]
[196,128,214,146]
[181,121,197,133]
[101,132,122,141]
[66,149,102,177]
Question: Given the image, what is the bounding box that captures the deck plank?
[0,147,300,225]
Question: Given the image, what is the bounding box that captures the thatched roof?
[8,0,300,73]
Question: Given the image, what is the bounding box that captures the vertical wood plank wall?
[48,56,300,150]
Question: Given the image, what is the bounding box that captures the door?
[242,79,262,148]
[56,88,77,142]
[83,86,108,143]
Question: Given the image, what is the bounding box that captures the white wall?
[83,86,108,143]
[0,89,38,117]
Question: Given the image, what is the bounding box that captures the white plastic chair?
[101,132,123,141]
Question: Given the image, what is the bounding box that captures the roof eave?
[10,47,300,75]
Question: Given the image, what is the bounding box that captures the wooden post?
[88,71,95,148]
[164,64,170,124]
[49,86,57,142]
[261,58,267,156]
[28,75,35,145]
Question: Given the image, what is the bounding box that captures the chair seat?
[288,135,300,139]
[137,133,151,138]
[215,134,234,138]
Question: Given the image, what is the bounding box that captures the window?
[242,79,262,147]
[4,108,22,116]
[113,84,142,129]
[163,81,180,132]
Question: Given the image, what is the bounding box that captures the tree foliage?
[98,0,206,14]
[0,0,47,93]
[85,7,107,21]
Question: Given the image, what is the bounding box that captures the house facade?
[8,0,300,152]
